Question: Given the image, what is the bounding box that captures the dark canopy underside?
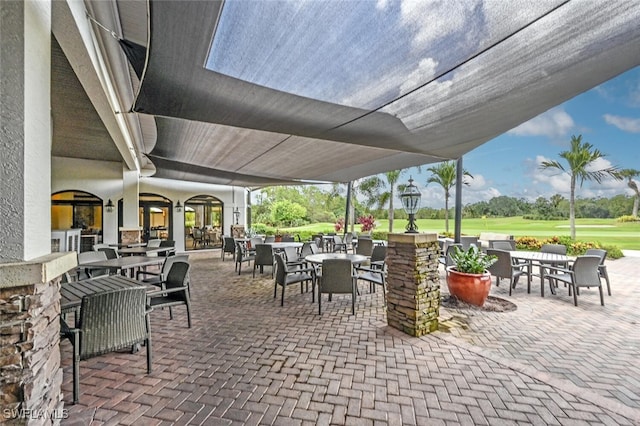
[131,0,640,187]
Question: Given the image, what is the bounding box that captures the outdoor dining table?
[78,255,164,278]
[118,246,175,256]
[304,253,368,265]
[60,275,153,316]
[269,242,303,250]
[509,250,572,297]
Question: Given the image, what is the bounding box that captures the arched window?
[184,195,223,250]
[51,190,103,232]
[51,190,104,252]
[118,193,174,242]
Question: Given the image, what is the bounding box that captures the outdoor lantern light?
[175,201,183,212]
[233,207,240,225]
[105,199,115,213]
[400,177,421,233]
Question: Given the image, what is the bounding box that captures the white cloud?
[399,58,438,95]
[603,114,640,133]
[467,173,486,190]
[508,108,574,138]
[376,0,389,11]
[400,1,467,51]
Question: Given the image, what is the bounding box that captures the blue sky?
[214,1,639,210]
[408,66,640,209]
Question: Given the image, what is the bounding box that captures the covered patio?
[60,250,640,425]
[2,1,640,424]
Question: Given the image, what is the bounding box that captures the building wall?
[52,157,247,252]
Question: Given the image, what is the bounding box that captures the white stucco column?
[0,0,52,262]
[122,165,140,229]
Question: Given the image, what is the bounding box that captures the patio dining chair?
[460,236,479,250]
[438,243,462,274]
[585,248,611,295]
[356,245,387,302]
[137,254,189,288]
[235,241,255,275]
[77,250,110,279]
[253,244,274,278]
[542,255,604,306]
[221,236,236,261]
[273,252,314,306]
[355,238,374,257]
[318,258,358,315]
[60,285,152,404]
[332,235,348,253]
[147,261,193,327]
[486,249,527,295]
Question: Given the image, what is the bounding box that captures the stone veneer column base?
[119,228,141,245]
[0,252,77,425]
[386,233,440,337]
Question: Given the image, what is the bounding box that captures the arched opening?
[51,190,104,252]
[118,193,173,243]
[184,195,223,250]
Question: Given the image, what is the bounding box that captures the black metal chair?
[60,286,152,404]
[147,261,193,327]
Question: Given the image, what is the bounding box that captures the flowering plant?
[358,214,376,232]
[334,217,345,232]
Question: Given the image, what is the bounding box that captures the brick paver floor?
[60,250,640,425]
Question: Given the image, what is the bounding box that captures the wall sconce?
[175,201,182,212]
[105,199,115,213]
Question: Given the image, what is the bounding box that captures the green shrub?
[617,215,639,222]
[514,235,624,258]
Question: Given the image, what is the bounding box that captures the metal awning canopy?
[53,0,640,187]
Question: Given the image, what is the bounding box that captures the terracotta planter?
[445,267,492,307]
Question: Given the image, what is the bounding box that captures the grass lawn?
[281,217,640,250]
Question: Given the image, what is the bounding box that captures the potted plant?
[446,245,497,307]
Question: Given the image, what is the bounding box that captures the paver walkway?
[60,250,640,425]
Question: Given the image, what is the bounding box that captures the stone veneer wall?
[120,229,141,246]
[0,253,77,425]
[386,233,440,337]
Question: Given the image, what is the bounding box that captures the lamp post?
[400,177,421,233]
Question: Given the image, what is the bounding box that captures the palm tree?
[426,161,473,233]
[359,171,402,232]
[540,135,621,239]
[620,169,640,217]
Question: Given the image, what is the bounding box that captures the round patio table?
[305,253,368,265]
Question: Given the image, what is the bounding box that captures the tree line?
[251,135,640,237]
